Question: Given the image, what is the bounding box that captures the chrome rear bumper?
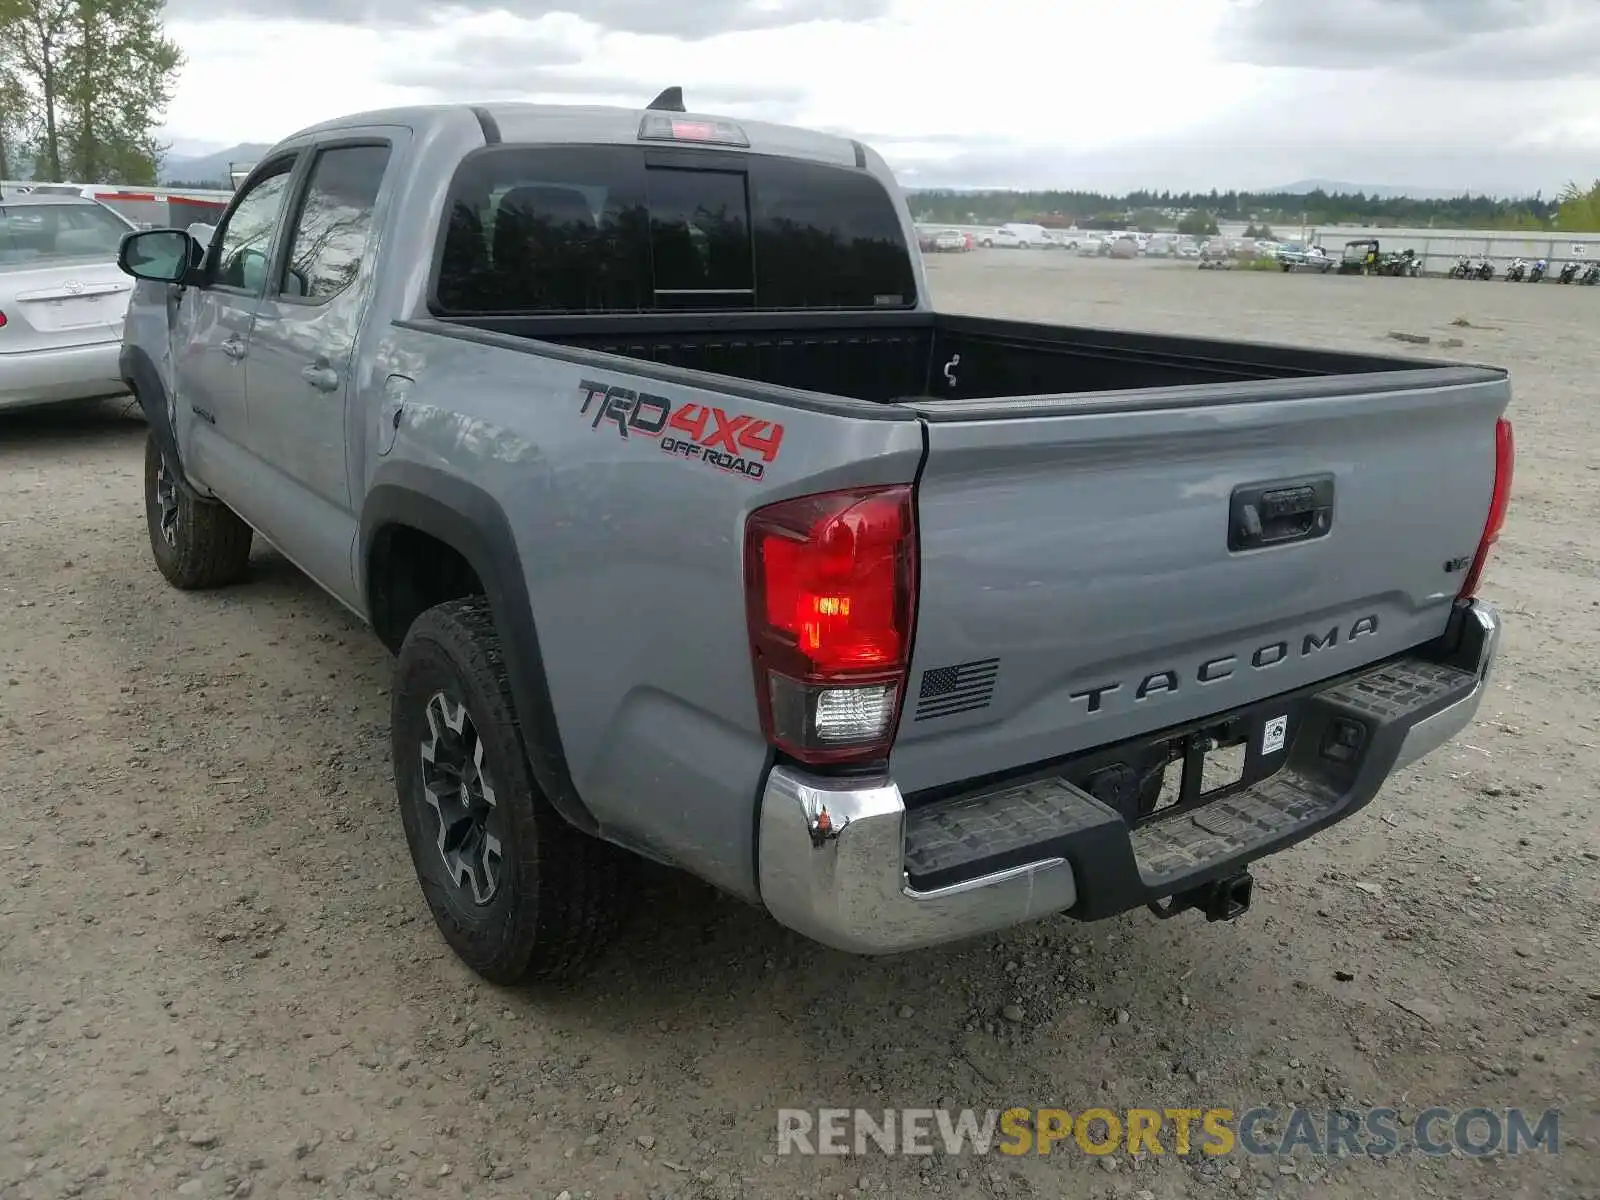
[1392,600,1499,770]
[757,768,1078,955]
[756,600,1500,956]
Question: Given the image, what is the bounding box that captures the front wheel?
[143,432,253,590]
[392,598,632,984]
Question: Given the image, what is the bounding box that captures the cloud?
[383,61,806,113]
[154,0,1600,198]
[1217,0,1600,78]
[165,0,891,38]
[378,29,590,91]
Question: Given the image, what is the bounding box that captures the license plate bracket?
[1140,705,1302,821]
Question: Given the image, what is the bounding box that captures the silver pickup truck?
[114,94,1515,983]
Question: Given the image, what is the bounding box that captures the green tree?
[905,186,1558,232]
[1555,179,1600,232]
[1177,210,1219,237]
[63,0,182,183]
[0,0,73,180]
[1129,207,1166,233]
[0,64,31,179]
[0,0,180,184]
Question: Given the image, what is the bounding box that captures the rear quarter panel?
[371,326,925,898]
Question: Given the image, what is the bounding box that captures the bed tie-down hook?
[943,353,961,389]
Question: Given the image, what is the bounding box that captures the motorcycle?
[1582,262,1600,286]
[1559,261,1582,284]
[1449,254,1474,279]
[1474,257,1495,281]
[1505,257,1527,283]
[1385,248,1422,277]
[1529,258,1548,283]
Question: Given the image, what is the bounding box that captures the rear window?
[432,145,916,315]
[0,202,129,266]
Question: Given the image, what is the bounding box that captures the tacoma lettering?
[1070,614,1381,712]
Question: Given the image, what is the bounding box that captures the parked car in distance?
[0,192,138,412]
[998,222,1055,249]
[1201,237,1249,261]
[932,229,967,253]
[979,227,1023,249]
[1108,234,1140,259]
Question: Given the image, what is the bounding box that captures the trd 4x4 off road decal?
[577,378,784,481]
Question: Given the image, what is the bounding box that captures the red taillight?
[1458,416,1514,600]
[0,310,8,328]
[744,484,918,765]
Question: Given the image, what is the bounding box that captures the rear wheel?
[392,598,631,983]
[143,432,253,590]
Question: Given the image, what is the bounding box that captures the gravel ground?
[1,254,1596,1200]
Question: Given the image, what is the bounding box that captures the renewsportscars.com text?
[776,1106,1561,1158]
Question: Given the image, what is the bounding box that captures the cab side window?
[278,144,392,302]
[214,158,296,293]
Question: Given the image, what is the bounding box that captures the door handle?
[301,364,340,392]
[1228,475,1335,552]
[221,337,246,360]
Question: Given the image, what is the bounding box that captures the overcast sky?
[159,0,1600,196]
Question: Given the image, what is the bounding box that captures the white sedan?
[0,192,138,413]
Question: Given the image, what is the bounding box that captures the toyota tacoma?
[114,92,1515,982]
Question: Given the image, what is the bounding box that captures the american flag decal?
[914,658,1001,721]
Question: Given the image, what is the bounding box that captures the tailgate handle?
[1229,475,1334,551]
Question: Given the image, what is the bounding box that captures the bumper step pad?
[903,655,1478,913]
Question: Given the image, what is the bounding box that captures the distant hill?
[159,143,274,186]
[1271,178,1483,202]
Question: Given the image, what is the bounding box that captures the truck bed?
[428,310,1457,406]
[407,303,1507,807]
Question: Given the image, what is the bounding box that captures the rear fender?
[359,464,601,837]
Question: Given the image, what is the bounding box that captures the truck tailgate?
[891,368,1510,794]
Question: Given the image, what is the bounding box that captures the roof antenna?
[646,86,686,113]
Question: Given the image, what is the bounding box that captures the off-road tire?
[392,597,630,984]
[143,432,253,590]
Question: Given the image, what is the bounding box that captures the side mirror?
[118,229,197,284]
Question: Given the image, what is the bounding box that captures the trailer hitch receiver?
[1148,869,1255,923]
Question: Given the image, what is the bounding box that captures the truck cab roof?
[282,100,868,171]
